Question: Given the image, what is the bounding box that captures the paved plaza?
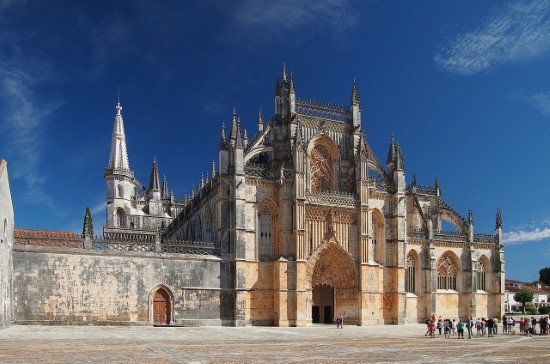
[0,324,548,363]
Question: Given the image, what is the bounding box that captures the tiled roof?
[15,228,82,248]
[505,279,525,284]
[505,284,549,295]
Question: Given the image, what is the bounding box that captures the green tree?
[514,289,535,313]
[539,267,550,285]
[82,207,94,238]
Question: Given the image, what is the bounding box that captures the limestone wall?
[13,246,231,326]
[0,160,14,329]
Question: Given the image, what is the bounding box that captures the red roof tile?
[15,228,82,248]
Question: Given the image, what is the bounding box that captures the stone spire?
[351,78,360,106]
[395,143,405,171]
[161,174,168,199]
[107,101,130,170]
[235,119,243,149]
[495,207,503,245]
[350,78,361,127]
[230,107,238,146]
[219,122,228,150]
[149,156,160,191]
[258,107,264,132]
[243,129,248,149]
[387,134,404,172]
[387,134,397,165]
[289,72,295,93]
[282,62,288,84]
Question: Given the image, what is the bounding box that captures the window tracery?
[258,206,273,261]
[437,253,457,290]
[405,253,416,293]
[477,258,487,291]
[310,144,332,193]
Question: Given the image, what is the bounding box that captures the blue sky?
[0,0,549,282]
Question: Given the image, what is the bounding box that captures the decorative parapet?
[162,239,218,255]
[407,184,436,195]
[306,190,358,208]
[295,98,351,122]
[244,163,293,180]
[406,228,497,244]
[103,168,134,179]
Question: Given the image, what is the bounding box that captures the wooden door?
[153,288,170,324]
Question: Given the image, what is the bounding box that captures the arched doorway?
[312,284,334,323]
[306,241,358,324]
[152,286,172,325]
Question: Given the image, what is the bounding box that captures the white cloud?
[0,66,63,190]
[435,0,550,75]
[503,228,550,245]
[529,92,550,115]
[228,0,358,44]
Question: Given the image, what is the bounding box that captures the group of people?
[425,314,550,338]
[502,315,550,336]
[424,314,501,339]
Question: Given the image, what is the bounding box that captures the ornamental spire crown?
[149,156,160,191]
[107,101,131,171]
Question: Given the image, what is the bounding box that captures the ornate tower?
[104,102,136,229]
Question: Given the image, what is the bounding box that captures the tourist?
[430,320,436,338]
[437,319,443,336]
[451,319,457,336]
[519,317,525,334]
[523,317,532,336]
[493,317,498,335]
[476,318,482,336]
[457,320,465,339]
[424,319,431,336]
[487,317,494,337]
[340,316,344,329]
[444,319,450,338]
[466,317,473,339]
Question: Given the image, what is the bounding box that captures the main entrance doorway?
[153,287,171,325]
[312,284,334,324]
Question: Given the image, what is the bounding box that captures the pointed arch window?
[310,144,332,193]
[258,206,273,261]
[406,253,416,293]
[117,184,124,198]
[477,259,487,291]
[437,253,457,290]
[116,208,126,228]
[203,208,213,243]
[371,211,384,264]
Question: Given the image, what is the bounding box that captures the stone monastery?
[0,65,504,328]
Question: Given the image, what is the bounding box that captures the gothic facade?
[104,65,505,325]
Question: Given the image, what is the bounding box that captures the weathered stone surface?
[13,246,229,326]
[0,160,14,329]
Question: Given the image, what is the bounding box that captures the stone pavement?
[0,324,548,363]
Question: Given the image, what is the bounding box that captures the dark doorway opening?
[312,284,334,324]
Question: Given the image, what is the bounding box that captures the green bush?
[526,307,539,315]
[539,306,550,315]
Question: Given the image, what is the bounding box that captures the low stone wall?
[13,245,233,326]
